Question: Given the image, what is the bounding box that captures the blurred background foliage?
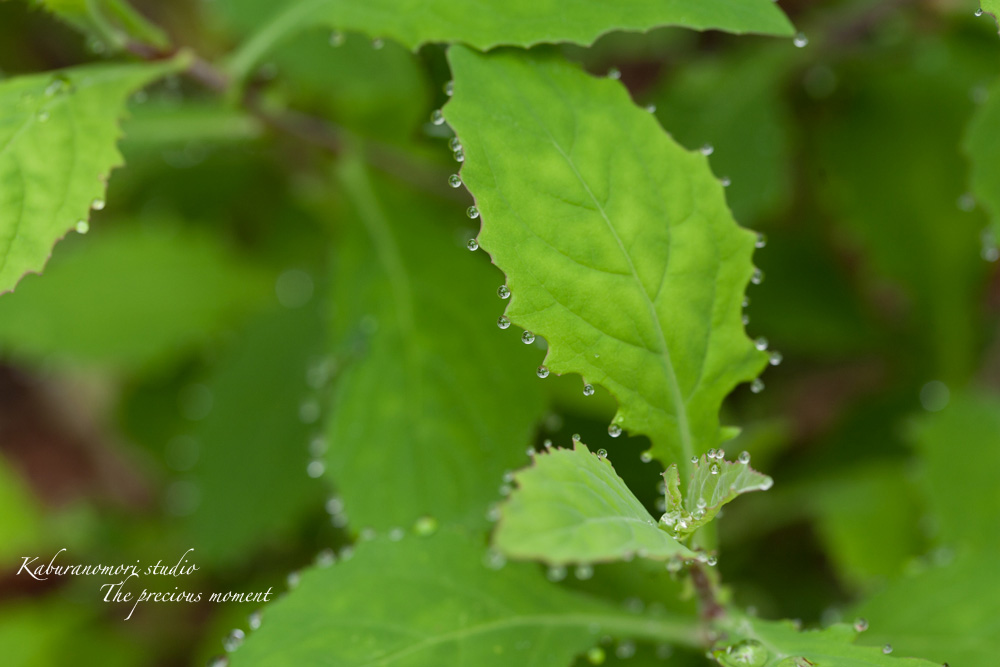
[0,0,998,665]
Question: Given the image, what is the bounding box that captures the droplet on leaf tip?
[521,331,535,344]
[582,383,595,396]
[537,366,550,378]
[609,424,622,438]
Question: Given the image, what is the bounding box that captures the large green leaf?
[907,392,1000,553]
[713,615,938,667]
[0,222,272,369]
[853,552,1000,667]
[183,305,326,564]
[227,0,793,81]
[444,46,767,474]
[964,76,1000,251]
[325,157,545,531]
[0,58,182,294]
[494,442,696,564]
[661,452,772,540]
[230,530,700,666]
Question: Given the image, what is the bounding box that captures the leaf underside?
[0,59,181,294]
[444,46,767,470]
[228,0,793,78]
[661,453,772,539]
[494,442,697,564]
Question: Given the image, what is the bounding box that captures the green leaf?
[227,0,793,81]
[907,392,1000,553]
[494,442,696,565]
[325,157,545,531]
[964,76,1000,251]
[0,222,272,370]
[183,305,326,565]
[30,0,169,50]
[981,2,1000,34]
[713,615,939,667]
[0,58,183,294]
[661,452,771,540]
[444,46,767,474]
[231,529,700,666]
[853,552,1000,667]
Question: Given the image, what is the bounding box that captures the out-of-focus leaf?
[812,37,992,383]
[227,0,793,81]
[29,0,168,49]
[0,223,273,369]
[661,452,771,540]
[231,530,700,666]
[854,552,1000,667]
[326,157,545,531]
[713,615,938,666]
[964,76,1000,250]
[0,58,183,293]
[494,442,696,564]
[121,101,264,146]
[444,46,766,473]
[183,304,325,564]
[652,47,793,225]
[907,392,1000,553]
[981,2,1000,34]
[0,454,42,560]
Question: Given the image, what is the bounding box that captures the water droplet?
[710,463,720,475]
[248,609,262,630]
[315,548,335,567]
[645,104,656,113]
[299,399,320,423]
[751,378,765,394]
[719,639,768,667]
[983,246,999,262]
[586,646,606,665]
[756,232,767,248]
[536,366,550,378]
[414,515,438,536]
[582,383,595,396]
[575,564,594,580]
[223,628,245,652]
[739,451,751,464]
[466,205,479,219]
[448,173,462,188]
[449,137,462,152]
[743,296,751,308]
[769,350,783,366]
[325,496,344,515]
[388,527,404,541]
[720,176,731,187]
[751,268,764,285]
[486,504,501,522]
[572,433,582,443]
[286,571,300,588]
[91,198,105,211]
[596,448,608,459]
[742,313,750,325]
[793,32,809,48]
[207,656,229,667]
[483,549,506,570]
[609,424,622,438]
[371,38,384,49]
[640,451,652,462]
[690,456,698,464]
[497,285,510,299]
[444,80,454,96]
[706,555,718,566]
[497,315,511,329]
[700,143,714,156]
[883,645,893,655]
[854,618,868,632]
[467,238,479,251]
[306,459,325,478]
[543,439,553,449]
[546,564,567,581]
[717,448,725,459]
[431,109,445,125]
[616,640,636,659]
[521,331,535,344]
[754,337,768,351]
[453,149,465,162]
[329,30,344,46]
[975,8,984,16]
[75,220,89,234]
[607,67,621,80]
